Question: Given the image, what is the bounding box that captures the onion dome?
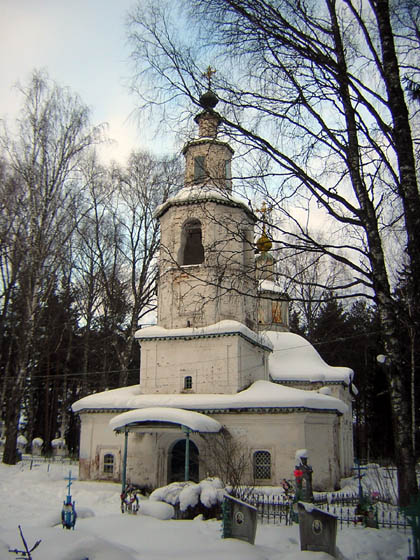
[199,89,219,110]
[256,228,272,253]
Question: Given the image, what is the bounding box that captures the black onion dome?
[199,89,218,110]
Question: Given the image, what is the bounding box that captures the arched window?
[184,376,193,390]
[180,219,204,265]
[253,450,271,480]
[103,453,114,474]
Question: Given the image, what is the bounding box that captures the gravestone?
[16,434,27,453]
[222,495,257,545]
[51,437,67,457]
[298,502,337,557]
[31,437,43,456]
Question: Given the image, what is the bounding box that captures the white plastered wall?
[79,408,342,491]
[138,335,269,395]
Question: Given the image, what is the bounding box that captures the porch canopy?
[109,407,222,433]
[110,407,222,489]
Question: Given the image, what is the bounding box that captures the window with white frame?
[253,450,271,480]
[184,375,193,390]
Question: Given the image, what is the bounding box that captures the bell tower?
[155,89,257,330]
[136,87,272,395]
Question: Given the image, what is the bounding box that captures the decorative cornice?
[181,137,234,155]
[271,379,345,387]
[155,192,255,220]
[78,406,339,416]
[136,329,272,352]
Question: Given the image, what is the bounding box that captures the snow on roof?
[135,320,273,351]
[258,279,287,295]
[72,379,347,414]
[267,331,354,385]
[109,407,222,433]
[154,183,254,219]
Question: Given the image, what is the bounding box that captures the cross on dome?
[203,66,216,89]
[256,202,272,253]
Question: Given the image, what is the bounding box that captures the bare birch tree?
[0,71,103,464]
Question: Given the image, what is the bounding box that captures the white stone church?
[72,91,355,491]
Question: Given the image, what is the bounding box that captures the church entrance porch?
[109,407,221,492]
[169,439,199,483]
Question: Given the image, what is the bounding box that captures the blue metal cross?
[65,470,76,497]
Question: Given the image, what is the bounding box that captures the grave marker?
[222,495,257,545]
[298,502,337,557]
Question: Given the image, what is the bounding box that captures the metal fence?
[318,503,409,532]
[246,493,293,525]
[244,492,409,531]
[16,455,78,471]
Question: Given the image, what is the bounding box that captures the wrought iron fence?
[246,493,293,525]
[244,492,409,531]
[319,503,409,531]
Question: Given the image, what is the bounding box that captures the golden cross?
[256,201,271,234]
[256,201,269,218]
[203,66,216,88]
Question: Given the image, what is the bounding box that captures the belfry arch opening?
[179,219,204,265]
[168,439,199,483]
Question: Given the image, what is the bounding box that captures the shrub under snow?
[149,478,226,518]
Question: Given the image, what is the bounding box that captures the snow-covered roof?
[72,379,347,415]
[135,320,273,351]
[109,407,222,433]
[258,279,287,295]
[154,183,254,219]
[267,331,354,385]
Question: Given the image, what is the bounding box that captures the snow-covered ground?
[0,460,411,559]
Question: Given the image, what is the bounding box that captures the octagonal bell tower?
[155,90,258,331]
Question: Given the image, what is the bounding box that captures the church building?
[72,90,355,491]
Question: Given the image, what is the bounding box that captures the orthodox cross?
[203,66,216,89]
[256,201,269,219]
[65,470,76,497]
[256,201,271,231]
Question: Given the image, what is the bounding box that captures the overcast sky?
[0,0,172,164]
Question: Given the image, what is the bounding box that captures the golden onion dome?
[256,229,272,253]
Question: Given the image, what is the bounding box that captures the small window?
[253,450,271,480]
[103,453,114,474]
[184,376,193,390]
[194,156,206,181]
